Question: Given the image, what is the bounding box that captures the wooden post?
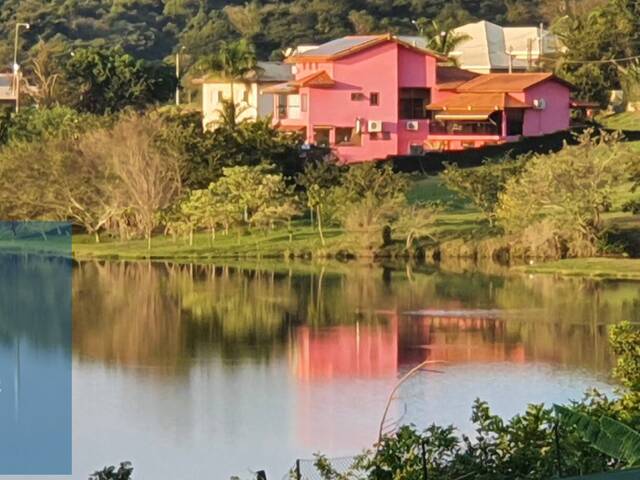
[295,459,301,480]
[421,439,428,480]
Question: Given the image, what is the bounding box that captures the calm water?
[69,260,640,479]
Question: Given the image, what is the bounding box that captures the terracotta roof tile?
[455,72,572,92]
[292,70,335,87]
[428,92,532,111]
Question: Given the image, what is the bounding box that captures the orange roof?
[455,72,573,93]
[428,92,532,111]
[286,34,447,63]
[436,66,479,90]
[292,70,335,88]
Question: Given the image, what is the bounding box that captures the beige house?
[450,21,559,73]
[196,61,293,129]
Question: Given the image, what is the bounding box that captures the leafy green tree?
[65,47,175,114]
[296,159,345,245]
[497,130,632,256]
[332,164,409,249]
[196,38,257,107]
[442,157,524,227]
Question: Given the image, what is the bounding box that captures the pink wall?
[306,42,400,162]
[522,80,571,136]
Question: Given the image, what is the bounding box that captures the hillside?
[0,0,552,63]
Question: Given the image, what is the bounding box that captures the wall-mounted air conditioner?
[368,120,383,133]
[405,121,419,131]
[533,98,547,110]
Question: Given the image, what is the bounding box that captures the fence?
[285,456,358,480]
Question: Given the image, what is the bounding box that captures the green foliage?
[555,405,640,466]
[442,156,524,226]
[610,322,640,413]
[65,46,175,114]
[5,106,103,144]
[90,462,133,480]
[552,0,640,103]
[497,131,634,256]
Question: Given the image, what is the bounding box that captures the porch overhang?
[263,82,299,94]
[435,109,496,121]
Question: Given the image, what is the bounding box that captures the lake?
[68,260,638,479]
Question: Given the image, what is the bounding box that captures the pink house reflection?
[292,313,527,381]
[291,312,527,451]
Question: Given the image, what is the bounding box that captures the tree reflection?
[72,260,640,378]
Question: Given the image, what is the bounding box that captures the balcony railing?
[277,105,301,120]
[429,121,500,136]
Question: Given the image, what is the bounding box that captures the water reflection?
[72,260,640,478]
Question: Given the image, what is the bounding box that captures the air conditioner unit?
[368,120,383,133]
[533,98,547,110]
[405,120,419,131]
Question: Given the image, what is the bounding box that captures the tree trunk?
[94,231,101,244]
[147,231,152,251]
[243,205,249,223]
[310,208,314,228]
[406,231,414,251]
[211,226,216,243]
[189,227,194,247]
[316,205,326,246]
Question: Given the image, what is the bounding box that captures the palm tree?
[197,38,258,106]
[422,20,470,59]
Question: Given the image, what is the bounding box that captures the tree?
[296,159,345,245]
[496,130,633,256]
[392,203,439,251]
[442,157,524,227]
[332,164,409,250]
[419,20,471,58]
[210,165,299,233]
[81,114,182,249]
[196,38,257,107]
[65,47,176,114]
[26,39,67,107]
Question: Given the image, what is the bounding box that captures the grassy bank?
[521,258,640,280]
[73,226,348,260]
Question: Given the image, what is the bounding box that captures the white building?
[196,61,293,129]
[450,20,559,73]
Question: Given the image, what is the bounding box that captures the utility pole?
[13,22,30,113]
[538,22,545,71]
[12,23,30,113]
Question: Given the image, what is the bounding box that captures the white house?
[450,21,559,73]
[195,61,293,129]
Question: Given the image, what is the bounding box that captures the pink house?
[267,34,572,163]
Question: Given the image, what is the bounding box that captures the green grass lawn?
[73,225,346,260]
[599,111,640,131]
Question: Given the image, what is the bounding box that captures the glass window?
[399,88,431,119]
[313,128,331,147]
[370,92,379,106]
[242,90,249,103]
[335,127,361,146]
[217,91,224,102]
[351,92,365,101]
[301,94,308,113]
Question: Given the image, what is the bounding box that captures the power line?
[542,54,640,64]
